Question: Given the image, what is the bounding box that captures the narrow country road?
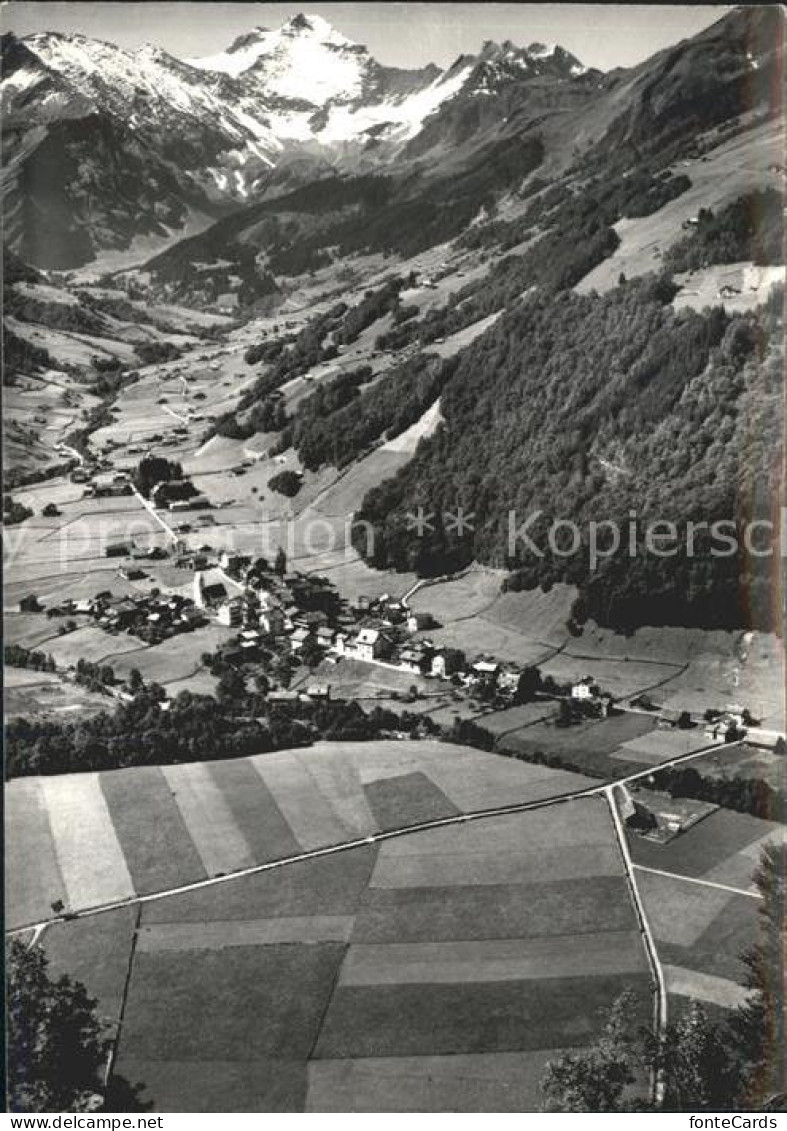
[130,483,179,544]
[605,783,668,1107]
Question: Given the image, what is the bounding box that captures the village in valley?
[10,434,784,854]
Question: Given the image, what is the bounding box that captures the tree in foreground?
[730,843,787,1107]
[541,843,786,1112]
[540,990,639,1111]
[6,939,109,1112]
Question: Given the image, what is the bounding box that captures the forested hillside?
[354,279,783,631]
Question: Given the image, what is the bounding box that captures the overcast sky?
[5,3,731,71]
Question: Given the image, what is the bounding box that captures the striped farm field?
[10,741,659,1112]
[33,781,655,1112]
[5,741,597,928]
[115,799,648,1108]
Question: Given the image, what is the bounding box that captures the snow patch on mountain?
[316,63,475,143]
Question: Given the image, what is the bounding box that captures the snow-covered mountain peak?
[187,12,358,81]
[281,13,353,46]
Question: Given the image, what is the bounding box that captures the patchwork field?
[636,868,759,1010]
[5,740,596,929]
[628,806,784,889]
[497,711,658,777]
[34,788,653,1112]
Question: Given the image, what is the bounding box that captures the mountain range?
[1,11,597,268]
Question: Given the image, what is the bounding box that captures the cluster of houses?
[184,554,570,702]
[42,589,207,642]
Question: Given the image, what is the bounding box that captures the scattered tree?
[6,939,109,1112]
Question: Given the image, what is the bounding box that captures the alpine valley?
[3,4,787,1117]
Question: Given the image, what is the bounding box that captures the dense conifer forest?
[354,280,783,631]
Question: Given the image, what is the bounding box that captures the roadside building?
[399,646,431,675]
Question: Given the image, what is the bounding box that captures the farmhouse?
[316,626,336,649]
[194,569,228,608]
[497,665,522,693]
[97,481,133,498]
[101,598,138,629]
[378,595,407,623]
[290,627,312,652]
[219,551,250,576]
[259,607,286,635]
[151,479,196,506]
[118,565,146,581]
[105,542,131,558]
[217,598,244,627]
[571,676,599,700]
[704,713,745,741]
[216,292,239,313]
[473,659,500,680]
[268,689,300,704]
[399,645,431,674]
[170,493,210,512]
[407,611,434,633]
[354,627,393,662]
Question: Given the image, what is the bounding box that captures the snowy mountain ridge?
[0,12,591,267]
